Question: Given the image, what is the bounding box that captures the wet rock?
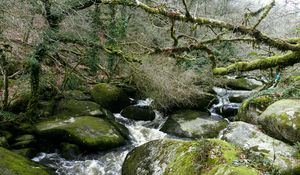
[215,103,240,118]
[226,77,263,90]
[35,116,127,150]
[220,121,300,172]
[60,142,81,160]
[258,99,300,143]
[90,83,130,113]
[121,105,155,121]
[161,110,228,139]
[122,139,260,175]
[0,147,50,175]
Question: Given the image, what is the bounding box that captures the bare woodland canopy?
[0,0,300,112]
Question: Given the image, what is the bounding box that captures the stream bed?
[32,88,249,175]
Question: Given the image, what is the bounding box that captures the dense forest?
[0,0,299,175]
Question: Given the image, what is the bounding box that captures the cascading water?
[32,88,251,175]
[32,99,170,175]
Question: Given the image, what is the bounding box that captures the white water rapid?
[32,99,170,175]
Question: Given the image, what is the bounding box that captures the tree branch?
[100,0,299,52]
[212,52,300,75]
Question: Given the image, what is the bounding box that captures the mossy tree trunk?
[0,45,10,110]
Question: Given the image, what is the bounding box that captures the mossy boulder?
[35,116,127,150]
[0,147,50,175]
[121,105,155,121]
[122,139,257,175]
[221,121,299,172]
[91,83,130,112]
[161,110,228,139]
[237,95,276,124]
[54,99,102,117]
[206,165,259,175]
[258,99,300,143]
[12,148,37,158]
[226,77,263,90]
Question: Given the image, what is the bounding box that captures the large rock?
[54,99,102,117]
[0,147,50,175]
[161,110,227,139]
[11,135,36,149]
[220,122,300,172]
[35,116,127,149]
[63,90,91,101]
[226,77,263,90]
[237,95,276,124]
[121,105,155,121]
[122,139,260,175]
[258,99,300,143]
[90,83,130,112]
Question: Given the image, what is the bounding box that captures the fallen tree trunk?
[212,52,300,75]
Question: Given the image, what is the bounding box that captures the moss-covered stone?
[90,83,130,113]
[12,148,37,158]
[35,116,127,150]
[54,99,102,117]
[122,139,243,175]
[221,121,300,172]
[207,165,259,175]
[226,77,263,90]
[259,99,300,143]
[0,147,50,175]
[121,105,155,121]
[237,95,276,124]
[161,110,228,139]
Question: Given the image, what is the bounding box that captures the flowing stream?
[32,99,171,175]
[32,88,250,175]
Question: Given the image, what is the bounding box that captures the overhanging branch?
[212,52,300,75]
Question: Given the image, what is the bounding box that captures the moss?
[35,116,126,149]
[90,83,130,112]
[0,147,50,175]
[226,78,261,90]
[60,142,80,160]
[123,139,241,175]
[206,165,259,175]
[54,99,102,117]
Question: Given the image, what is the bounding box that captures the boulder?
[121,105,155,121]
[90,83,130,112]
[35,116,127,150]
[54,99,102,117]
[226,77,263,90]
[237,95,276,124]
[12,148,37,158]
[161,110,227,139]
[0,147,50,175]
[122,139,260,175]
[220,122,300,172]
[258,99,300,143]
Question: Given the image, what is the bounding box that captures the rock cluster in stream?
[0,77,299,175]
